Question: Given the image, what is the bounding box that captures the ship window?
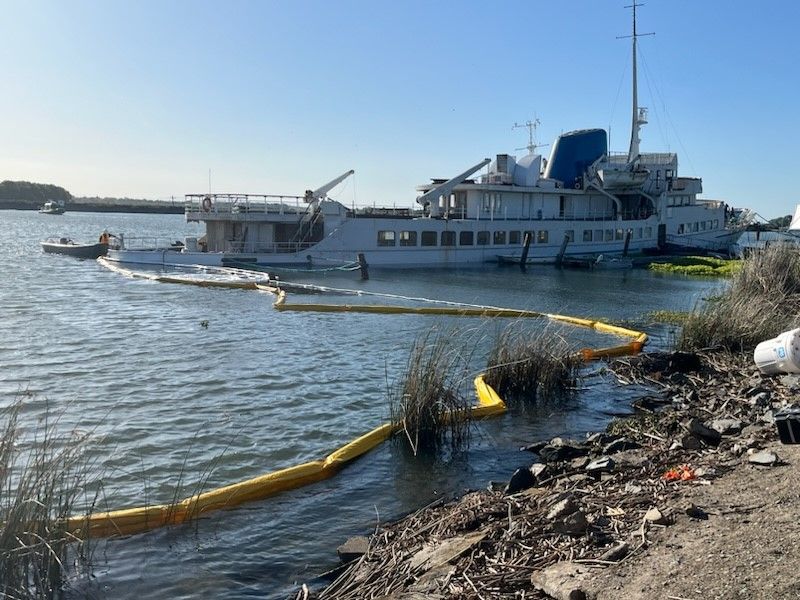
[713,219,719,229]
[509,230,521,244]
[460,231,474,246]
[707,220,713,230]
[399,231,417,246]
[678,224,685,234]
[482,194,491,213]
[645,226,653,238]
[441,231,456,246]
[595,229,603,241]
[701,221,707,231]
[615,229,624,241]
[377,230,396,247]
[477,231,489,245]
[693,222,699,232]
[637,228,643,239]
[604,229,613,241]
[583,230,592,242]
[537,230,549,243]
[565,230,574,242]
[493,231,506,245]
[421,231,437,246]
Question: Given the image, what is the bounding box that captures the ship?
[107,5,737,270]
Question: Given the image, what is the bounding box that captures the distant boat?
[39,201,65,215]
[40,238,108,259]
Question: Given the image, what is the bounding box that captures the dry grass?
[679,244,800,352]
[389,329,474,455]
[0,396,97,599]
[483,325,582,404]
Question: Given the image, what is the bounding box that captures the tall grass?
[389,329,474,455]
[484,325,582,403]
[679,244,800,352]
[0,396,96,599]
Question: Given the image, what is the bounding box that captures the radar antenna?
[513,118,549,154]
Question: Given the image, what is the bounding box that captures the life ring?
[202,196,213,212]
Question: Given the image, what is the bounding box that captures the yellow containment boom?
[65,375,506,539]
[77,270,648,539]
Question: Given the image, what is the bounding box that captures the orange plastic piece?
[662,464,696,482]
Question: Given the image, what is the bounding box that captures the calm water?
[0,211,717,598]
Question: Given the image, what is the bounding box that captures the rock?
[548,496,579,520]
[600,541,629,562]
[710,418,743,435]
[531,463,550,481]
[632,395,669,413]
[586,456,615,474]
[555,510,588,535]
[602,437,641,454]
[680,434,703,450]
[586,432,612,445]
[644,507,669,525]
[570,456,590,469]
[538,442,589,462]
[688,418,722,445]
[748,451,779,466]
[487,481,505,492]
[521,440,549,454]
[693,466,718,479]
[530,561,595,600]
[780,374,800,390]
[684,503,709,520]
[749,392,771,408]
[505,466,537,494]
[337,536,369,563]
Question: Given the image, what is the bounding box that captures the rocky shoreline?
[300,350,799,599]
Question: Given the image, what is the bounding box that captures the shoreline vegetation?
[0,180,182,214]
[304,245,800,599]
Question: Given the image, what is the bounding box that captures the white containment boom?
[416,158,491,207]
[305,170,355,203]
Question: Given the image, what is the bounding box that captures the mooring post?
[556,234,569,267]
[520,231,532,272]
[623,229,632,257]
[357,252,369,280]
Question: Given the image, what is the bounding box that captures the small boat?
[39,201,65,215]
[40,238,108,259]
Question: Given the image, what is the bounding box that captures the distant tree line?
[0,180,72,204]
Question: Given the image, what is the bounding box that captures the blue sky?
[1,0,798,218]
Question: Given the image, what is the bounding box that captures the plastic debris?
[662,464,696,482]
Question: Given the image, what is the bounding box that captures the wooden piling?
[358,253,369,280]
[520,232,532,272]
[556,234,570,267]
[623,229,632,257]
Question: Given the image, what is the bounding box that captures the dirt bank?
[303,351,800,599]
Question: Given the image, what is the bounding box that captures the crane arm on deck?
[305,170,355,203]
[416,159,491,206]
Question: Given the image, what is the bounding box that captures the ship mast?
[619,3,654,163]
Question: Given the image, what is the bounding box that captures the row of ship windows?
[376,227,655,247]
[677,220,719,234]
